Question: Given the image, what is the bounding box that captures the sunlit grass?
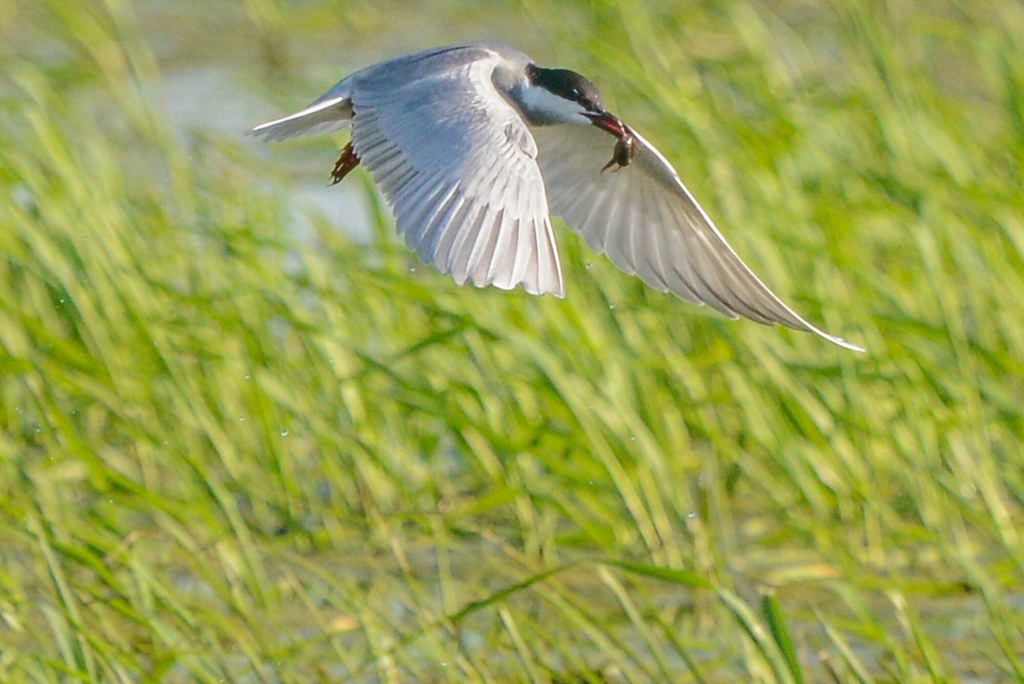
[1,0,1022,681]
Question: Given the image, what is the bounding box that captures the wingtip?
[245,121,280,141]
[246,96,354,142]
[247,118,298,142]
[816,330,866,353]
[833,339,866,353]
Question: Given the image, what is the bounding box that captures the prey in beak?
[586,112,637,173]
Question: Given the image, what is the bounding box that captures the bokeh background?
[2,0,1022,681]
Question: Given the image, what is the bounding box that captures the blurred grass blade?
[601,560,714,590]
[448,564,578,624]
[717,589,798,684]
[761,590,804,684]
[819,617,874,684]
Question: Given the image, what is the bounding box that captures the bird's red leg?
[330,142,360,185]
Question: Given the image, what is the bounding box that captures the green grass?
[1,0,1023,681]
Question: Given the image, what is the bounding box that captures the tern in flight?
[251,42,861,350]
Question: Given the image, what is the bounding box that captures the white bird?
[250,42,862,351]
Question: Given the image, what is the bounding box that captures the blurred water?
[158,58,376,242]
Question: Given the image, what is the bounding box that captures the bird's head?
[519,64,626,137]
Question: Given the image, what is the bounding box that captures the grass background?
[1,0,1022,681]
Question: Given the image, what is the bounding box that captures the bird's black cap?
[525,64,606,113]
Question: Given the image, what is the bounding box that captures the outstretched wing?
[533,123,861,350]
[350,46,563,296]
[251,45,562,296]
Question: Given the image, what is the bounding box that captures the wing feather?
[249,96,354,141]
[349,49,564,296]
[533,124,861,350]
[634,178,670,291]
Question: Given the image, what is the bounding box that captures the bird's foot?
[330,142,360,185]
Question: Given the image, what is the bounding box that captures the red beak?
[586,111,626,139]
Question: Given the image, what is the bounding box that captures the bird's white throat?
[515,84,591,127]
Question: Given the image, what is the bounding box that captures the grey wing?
[249,88,354,141]
[533,124,861,350]
[350,52,563,296]
[248,45,523,142]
